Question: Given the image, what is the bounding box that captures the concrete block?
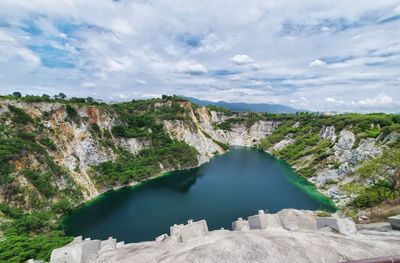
[277,209,317,231]
[247,210,282,230]
[50,239,101,263]
[317,217,357,235]
[388,215,400,230]
[100,237,117,251]
[180,220,208,242]
[170,223,184,240]
[170,220,208,242]
[155,234,169,242]
[232,218,250,231]
[116,241,125,248]
[248,210,268,230]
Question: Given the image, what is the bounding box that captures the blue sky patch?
[29,44,75,68]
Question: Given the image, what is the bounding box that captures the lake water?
[63,147,336,243]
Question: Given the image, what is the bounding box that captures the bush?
[90,123,102,137]
[39,137,57,151]
[65,105,78,122]
[111,125,126,137]
[8,105,33,124]
[24,170,56,198]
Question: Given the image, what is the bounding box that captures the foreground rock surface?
[95,229,399,263]
[50,209,400,263]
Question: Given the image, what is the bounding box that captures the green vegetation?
[0,102,84,262]
[8,105,33,125]
[92,141,198,187]
[351,145,400,208]
[93,98,199,187]
[0,205,72,262]
[207,105,233,115]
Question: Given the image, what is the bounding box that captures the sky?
[0,0,399,113]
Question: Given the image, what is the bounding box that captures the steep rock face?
[334,129,355,156]
[163,119,223,164]
[114,138,151,155]
[0,100,152,200]
[194,107,279,147]
[220,120,279,146]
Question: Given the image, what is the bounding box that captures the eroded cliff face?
[0,100,151,204]
[194,107,279,147]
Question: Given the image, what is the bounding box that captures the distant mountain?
[185,97,301,113]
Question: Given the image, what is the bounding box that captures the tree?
[54,93,66,100]
[358,147,400,203]
[86,97,94,103]
[12,92,22,97]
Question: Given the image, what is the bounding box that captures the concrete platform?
[388,215,400,230]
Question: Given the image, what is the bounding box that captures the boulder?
[277,209,317,231]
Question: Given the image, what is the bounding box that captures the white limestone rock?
[319,125,336,142]
[272,136,294,151]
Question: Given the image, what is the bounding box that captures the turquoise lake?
[63,147,335,243]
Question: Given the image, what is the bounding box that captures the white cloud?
[393,4,400,14]
[357,93,393,106]
[326,93,394,106]
[230,54,254,65]
[136,79,146,85]
[325,97,336,103]
[0,0,399,112]
[175,62,208,74]
[310,59,327,67]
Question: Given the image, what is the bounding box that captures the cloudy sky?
[0,0,399,112]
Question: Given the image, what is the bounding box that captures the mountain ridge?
[183,96,302,113]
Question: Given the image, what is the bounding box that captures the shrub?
[111,125,126,137]
[39,137,57,151]
[65,105,78,122]
[24,170,56,198]
[8,105,33,124]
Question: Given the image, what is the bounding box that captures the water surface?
[63,147,335,242]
